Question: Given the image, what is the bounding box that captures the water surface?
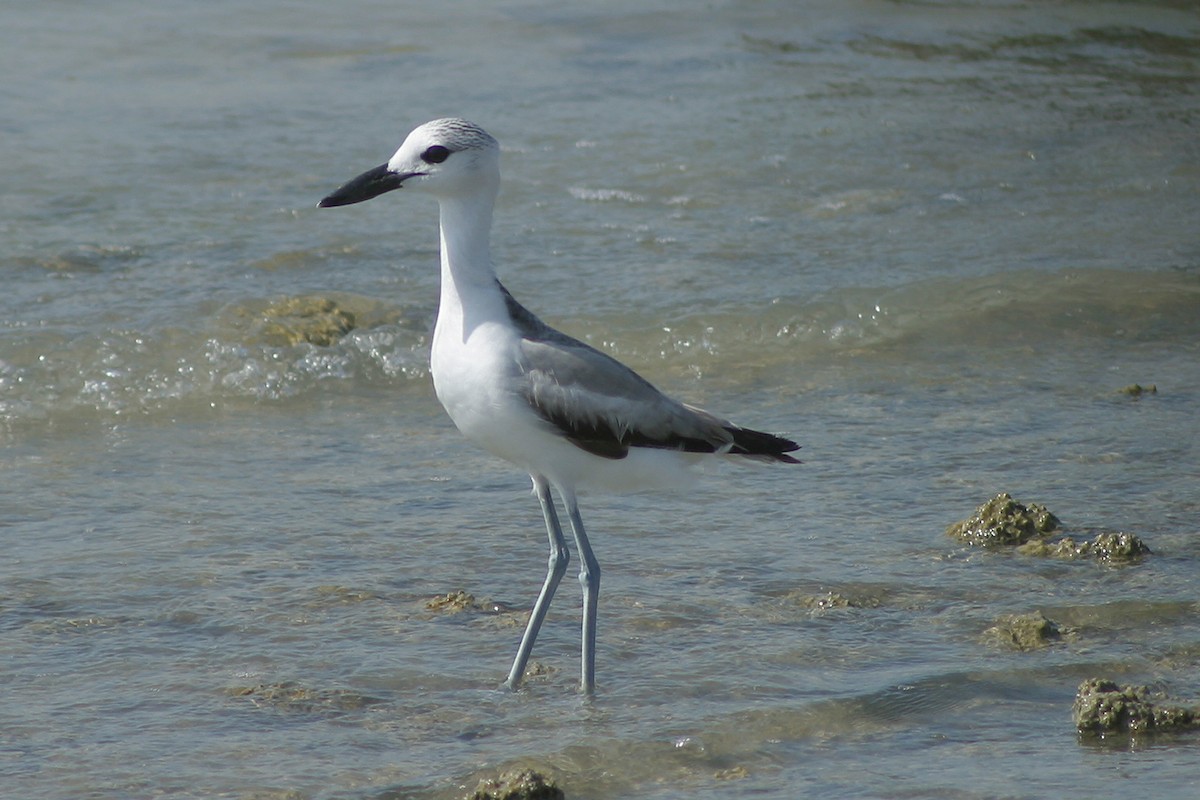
[3,1,1199,798]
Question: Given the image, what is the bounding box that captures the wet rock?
[803,591,856,610]
[220,292,401,347]
[28,615,125,634]
[1073,678,1199,735]
[1119,383,1156,397]
[312,584,379,604]
[1015,537,1084,559]
[258,295,357,346]
[984,611,1062,651]
[950,494,1150,563]
[947,492,1060,546]
[426,590,480,613]
[1016,531,1150,563]
[1090,531,1152,561]
[514,660,556,683]
[466,768,564,800]
[793,590,881,611]
[426,589,510,614]
[227,681,380,713]
[757,586,888,624]
[425,590,530,638]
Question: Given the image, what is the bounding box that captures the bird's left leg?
[563,490,600,694]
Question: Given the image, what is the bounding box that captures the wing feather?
[500,282,799,463]
[517,338,798,462]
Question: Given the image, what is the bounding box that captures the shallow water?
[3,1,1200,798]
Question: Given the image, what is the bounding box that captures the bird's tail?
[726,426,802,464]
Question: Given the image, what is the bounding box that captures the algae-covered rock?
[424,590,530,640]
[949,494,1150,563]
[1016,537,1085,559]
[1090,531,1152,561]
[947,493,1060,546]
[983,611,1061,651]
[259,295,357,346]
[1017,532,1150,563]
[426,589,483,613]
[220,292,402,347]
[1073,678,1200,735]
[227,681,380,713]
[311,585,379,604]
[803,591,857,610]
[793,590,880,611]
[1119,383,1157,397]
[466,768,564,800]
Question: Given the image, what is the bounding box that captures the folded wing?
[517,336,800,463]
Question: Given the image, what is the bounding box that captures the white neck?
[438,193,495,286]
[433,189,507,345]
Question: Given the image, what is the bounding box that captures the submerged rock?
[219,292,402,347]
[803,591,857,610]
[984,611,1062,651]
[1118,383,1157,397]
[258,295,357,346]
[792,590,881,611]
[1019,531,1151,562]
[1073,678,1200,735]
[714,766,750,781]
[227,681,380,713]
[426,589,484,613]
[424,589,515,615]
[311,584,379,604]
[947,492,1060,546]
[466,768,564,800]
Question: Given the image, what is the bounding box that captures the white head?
[318,118,500,208]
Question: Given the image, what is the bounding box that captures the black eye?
[421,145,451,164]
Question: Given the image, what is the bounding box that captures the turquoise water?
[3,1,1199,798]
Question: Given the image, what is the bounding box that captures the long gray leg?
[563,490,600,694]
[502,475,569,691]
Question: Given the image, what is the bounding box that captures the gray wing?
[500,281,801,463]
[517,336,738,460]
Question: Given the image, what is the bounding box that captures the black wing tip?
[770,448,803,464]
[727,426,802,464]
[757,447,803,464]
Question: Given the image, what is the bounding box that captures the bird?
[318,118,799,694]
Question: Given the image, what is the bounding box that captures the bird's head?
[318,118,500,208]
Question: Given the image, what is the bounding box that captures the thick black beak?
[317,163,415,208]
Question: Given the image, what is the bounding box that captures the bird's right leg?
[502,474,569,691]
